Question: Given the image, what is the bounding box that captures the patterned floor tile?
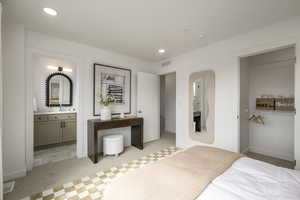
[22,146,180,200]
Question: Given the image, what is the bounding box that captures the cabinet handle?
[61,121,66,128]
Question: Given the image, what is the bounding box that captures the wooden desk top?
[88,116,142,123]
[88,117,143,131]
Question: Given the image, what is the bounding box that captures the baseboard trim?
[163,131,175,134]
[241,147,249,154]
[144,136,160,143]
[249,146,294,161]
[4,169,26,181]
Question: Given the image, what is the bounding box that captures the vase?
[100,106,112,120]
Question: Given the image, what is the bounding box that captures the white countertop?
[34,111,77,115]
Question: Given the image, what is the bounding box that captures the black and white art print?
[93,63,131,116]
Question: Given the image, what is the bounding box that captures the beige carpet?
[4,133,175,200]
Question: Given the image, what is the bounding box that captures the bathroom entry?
[32,54,77,167]
[239,46,296,168]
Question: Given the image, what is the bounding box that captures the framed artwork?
[93,63,131,116]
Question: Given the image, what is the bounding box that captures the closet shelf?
[256,98,295,112]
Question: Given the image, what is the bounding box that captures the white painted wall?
[0,2,4,198]
[1,24,155,178]
[247,48,295,161]
[26,32,155,167]
[155,17,300,169]
[164,73,176,133]
[239,58,249,154]
[32,54,77,112]
[2,23,27,181]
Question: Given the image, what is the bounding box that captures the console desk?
[88,117,143,163]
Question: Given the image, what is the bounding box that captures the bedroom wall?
[0,2,4,197]
[239,58,249,154]
[247,47,295,161]
[155,17,300,169]
[25,31,156,157]
[2,23,155,179]
[2,23,27,181]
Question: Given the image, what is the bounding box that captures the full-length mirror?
[46,73,73,106]
[189,70,215,144]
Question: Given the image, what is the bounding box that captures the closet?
[239,46,296,164]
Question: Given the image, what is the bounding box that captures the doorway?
[239,46,296,168]
[32,54,77,167]
[160,72,176,138]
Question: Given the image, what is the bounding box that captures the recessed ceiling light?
[43,8,58,16]
[158,49,166,54]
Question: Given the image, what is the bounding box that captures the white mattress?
[197,157,300,200]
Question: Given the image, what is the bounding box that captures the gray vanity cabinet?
[34,113,76,148]
[62,120,76,142]
[35,121,61,146]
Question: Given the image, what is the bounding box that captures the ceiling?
[2,0,300,61]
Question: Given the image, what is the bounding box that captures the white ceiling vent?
[161,60,171,67]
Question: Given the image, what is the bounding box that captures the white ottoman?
[103,135,124,157]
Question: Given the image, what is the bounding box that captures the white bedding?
[197,157,300,200]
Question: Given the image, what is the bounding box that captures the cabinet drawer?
[48,114,76,121]
[48,115,61,121]
[34,115,48,122]
[60,114,76,120]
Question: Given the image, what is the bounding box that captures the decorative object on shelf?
[96,94,115,120]
[275,98,295,111]
[256,98,275,110]
[93,63,131,116]
[256,97,295,112]
[33,97,38,112]
[120,112,125,118]
[249,114,264,125]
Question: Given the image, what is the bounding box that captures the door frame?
[25,48,84,171]
[237,42,298,164]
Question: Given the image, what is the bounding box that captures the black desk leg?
[88,123,99,163]
[92,130,99,163]
[131,125,143,150]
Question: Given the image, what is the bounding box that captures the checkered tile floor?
[21,147,180,200]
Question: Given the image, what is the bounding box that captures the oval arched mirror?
[189,70,215,144]
[46,73,73,107]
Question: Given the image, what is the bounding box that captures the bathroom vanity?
[34,112,76,149]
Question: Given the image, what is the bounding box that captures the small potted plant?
[96,93,115,120]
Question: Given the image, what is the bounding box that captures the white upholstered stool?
[103,135,124,157]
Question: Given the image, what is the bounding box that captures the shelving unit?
[256,98,295,112]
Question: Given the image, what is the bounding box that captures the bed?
[103,146,300,200]
[197,157,300,200]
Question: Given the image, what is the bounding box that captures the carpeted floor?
[4,132,175,200]
[5,132,296,200]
